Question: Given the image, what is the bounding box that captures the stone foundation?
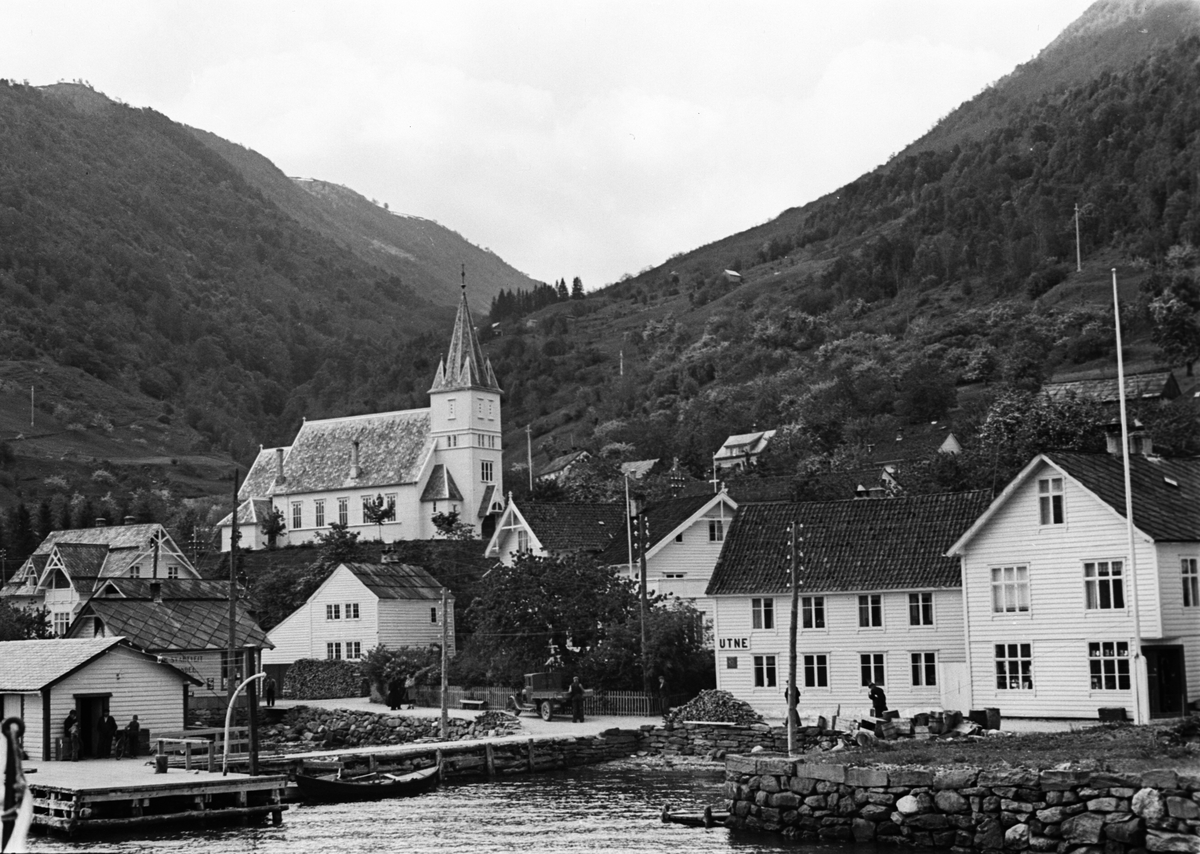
[723,756,1200,852]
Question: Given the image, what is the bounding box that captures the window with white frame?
[482,460,494,482]
[751,598,775,630]
[430,607,439,624]
[346,641,363,660]
[709,520,724,542]
[1038,476,1064,525]
[337,498,348,526]
[385,494,397,517]
[859,653,885,686]
[345,603,360,620]
[908,592,933,626]
[911,652,937,686]
[315,499,325,528]
[1084,560,1125,610]
[167,565,179,580]
[991,565,1030,613]
[516,528,530,553]
[326,642,342,660]
[292,501,302,530]
[1088,641,1130,690]
[803,653,829,688]
[801,596,825,629]
[326,604,341,621]
[995,643,1033,690]
[753,654,777,688]
[129,565,141,578]
[858,594,882,628]
[52,611,70,636]
[1181,558,1198,608]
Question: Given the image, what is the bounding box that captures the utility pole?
[786,522,802,756]
[440,587,450,739]
[526,425,533,492]
[227,470,239,704]
[632,498,651,697]
[243,646,260,776]
[1075,203,1082,272]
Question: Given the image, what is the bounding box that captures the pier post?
[485,743,495,778]
[526,739,535,772]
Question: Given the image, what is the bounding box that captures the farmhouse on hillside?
[706,491,992,721]
[947,446,1200,721]
[219,287,505,550]
[0,637,201,761]
[262,559,453,686]
[713,430,776,474]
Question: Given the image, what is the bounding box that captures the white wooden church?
[219,286,505,550]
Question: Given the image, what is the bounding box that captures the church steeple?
[429,268,501,393]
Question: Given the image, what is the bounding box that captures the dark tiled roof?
[78,597,270,651]
[620,459,659,479]
[1,554,48,595]
[475,484,496,520]
[519,502,626,553]
[54,543,111,577]
[536,450,590,479]
[706,491,993,597]
[599,493,728,564]
[723,475,796,503]
[420,464,463,502]
[1047,452,1200,541]
[1043,372,1180,405]
[428,291,501,393]
[341,562,445,601]
[92,578,235,599]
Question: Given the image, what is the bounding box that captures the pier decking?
[26,759,287,835]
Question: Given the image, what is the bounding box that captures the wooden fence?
[411,686,666,717]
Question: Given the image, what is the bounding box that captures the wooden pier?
[25,759,287,835]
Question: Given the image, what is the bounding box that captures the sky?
[0,1,1096,290]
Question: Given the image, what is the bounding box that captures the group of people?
[386,674,418,710]
[62,711,141,761]
[779,682,889,722]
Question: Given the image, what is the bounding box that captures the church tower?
[428,274,504,537]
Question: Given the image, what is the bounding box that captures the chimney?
[1106,422,1152,457]
[123,515,136,526]
[94,518,107,527]
[350,440,361,480]
[150,580,162,603]
[275,447,286,484]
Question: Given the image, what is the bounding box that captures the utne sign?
[719,637,749,650]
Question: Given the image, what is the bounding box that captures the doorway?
[1143,646,1187,718]
[74,694,110,759]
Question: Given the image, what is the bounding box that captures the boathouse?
[0,637,202,760]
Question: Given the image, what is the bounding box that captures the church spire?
[429,267,501,393]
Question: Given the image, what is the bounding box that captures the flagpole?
[1112,267,1145,725]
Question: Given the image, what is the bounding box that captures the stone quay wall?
[723,756,1200,853]
[644,722,850,758]
[263,706,522,750]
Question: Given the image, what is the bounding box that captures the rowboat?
[661,803,729,828]
[294,763,440,802]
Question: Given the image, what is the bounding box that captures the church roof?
[429,288,501,393]
[420,464,464,502]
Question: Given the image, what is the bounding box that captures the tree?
[1147,275,1200,376]
[259,506,286,549]
[571,276,584,300]
[362,494,396,541]
[431,509,474,541]
[315,522,361,565]
[360,644,440,699]
[459,552,638,686]
[0,601,51,641]
[556,278,568,300]
[975,390,1108,486]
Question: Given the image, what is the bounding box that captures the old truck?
[507,671,592,721]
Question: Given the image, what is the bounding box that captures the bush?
[1026,265,1070,299]
[283,658,366,699]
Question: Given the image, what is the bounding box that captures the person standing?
[125,715,141,758]
[264,676,277,708]
[98,712,118,759]
[62,710,78,761]
[867,682,887,718]
[68,722,81,762]
[658,675,670,723]
[568,676,586,723]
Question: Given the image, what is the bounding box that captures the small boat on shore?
[660,803,729,828]
[295,763,440,802]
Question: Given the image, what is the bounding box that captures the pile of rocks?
[259,706,521,751]
[667,689,763,726]
[723,756,1200,852]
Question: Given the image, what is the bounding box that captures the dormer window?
[1038,477,1064,525]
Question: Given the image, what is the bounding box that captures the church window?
[482,461,494,482]
[315,500,325,527]
[338,498,348,526]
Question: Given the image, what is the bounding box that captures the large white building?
[220,287,504,550]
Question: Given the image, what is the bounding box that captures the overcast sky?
[1,1,1094,290]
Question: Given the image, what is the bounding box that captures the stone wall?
[262,706,521,750]
[723,756,1200,852]
[642,721,850,758]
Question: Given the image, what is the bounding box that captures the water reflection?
[29,763,879,853]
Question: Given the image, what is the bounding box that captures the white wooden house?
[0,523,201,637]
[706,491,991,721]
[485,492,738,635]
[220,287,505,550]
[947,450,1200,721]
[0,638,201,761]
[713,430,776,474]
[263,561,453,679]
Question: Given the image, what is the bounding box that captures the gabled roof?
[217,498,274,529]
[620,459,659,479]
[599,492,738,564]
[715,430,776,459]
[266,409,433,494]
[0,638,201,691]
[536,449,590,480]
[949,452,1200,553]
[73,589,271,652]
[30,524,166,554]
[239,447,287,502]
[5,524,200,590]
[1043,371,1180,405]
[54,543,111,577]
[420,464,464,503]
[511,502,626,553]
[428,289,501,393]
[707,491,992,597]
[338,562,445,602]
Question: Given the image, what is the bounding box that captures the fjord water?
[25,763,884,853]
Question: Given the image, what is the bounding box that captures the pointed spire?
[429,267,502,393]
